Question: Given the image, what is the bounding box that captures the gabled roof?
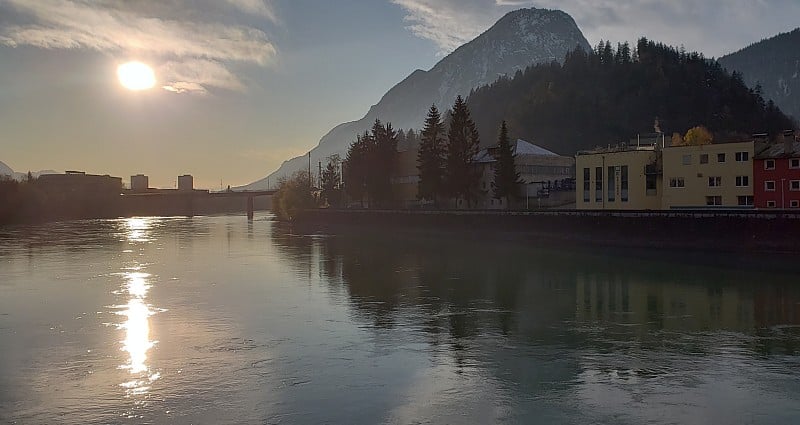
[475,139,560,163]
[755,140,800,159]
[513,139,559,156]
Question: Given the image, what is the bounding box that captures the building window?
[607,166,615,202]
[767,200,777,208]
[737,196,754,206]
[791,158,800,169]
[583,168,590,202]
[735,176,749,187]
[791,200,800,208]
[621,166,629,202]
[708,176,722,187]
[706,196,722,206]
[765,181,776,191]
[717,153,726,163]
[735,152,749,162]
[700,154,709,164]
[682,154,692,165]
[791,180,800,191]
[669,177,685,188]
[764,159,776,170]
[595,167,603,203]
[646,173,657,196]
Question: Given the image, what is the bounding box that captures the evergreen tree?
[417,105,446,206]
[465,39,795,157]
[492,121,522,201]
[344,132,369,207]
[344,120,398,209]
[321,154,342,207]
[366,119,397,208]
[406,128,418,147]
[446,96,482,207]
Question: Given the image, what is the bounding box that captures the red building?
[753,132,800,209]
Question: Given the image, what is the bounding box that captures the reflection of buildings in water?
[753,285,800,327]
[575,273,755,332]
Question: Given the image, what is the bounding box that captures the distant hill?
[719,29,800,121]
[0,160,12,177]
[0,161,58,181]
[241,7,590,190]
[466,39,796,155]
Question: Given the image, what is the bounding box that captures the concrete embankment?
[292,209,800,254]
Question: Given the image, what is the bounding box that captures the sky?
[1,0,799,189]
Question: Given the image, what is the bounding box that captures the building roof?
[755,140,800,159]
[577,144,657,156]
[513,139,558,156]
[475,139,560,163]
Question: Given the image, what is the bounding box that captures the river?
[1,214,799,424]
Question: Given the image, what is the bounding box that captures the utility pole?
[308,152,311,189]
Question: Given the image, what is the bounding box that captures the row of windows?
[517,165,573,175]
[681,151,749,165]
[668,176,751,188]
[764,180,800,191]
[766,200,800,208]
[583,166,629,203]
[763,158,800,170]
[706,196,755,206]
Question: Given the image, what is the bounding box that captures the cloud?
[0,0,278,94]
[224,0,279,24]
[391,0,500,54]
[392,0,800,57]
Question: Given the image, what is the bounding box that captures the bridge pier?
[247,195,254,220]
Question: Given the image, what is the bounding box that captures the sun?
[117,61,156,91]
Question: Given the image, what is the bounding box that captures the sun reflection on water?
[125,217,154,242]
[116,218,162,397]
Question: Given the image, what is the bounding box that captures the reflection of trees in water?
[271,225,800,357]
[270,226,580,342]
[0,219,125,257]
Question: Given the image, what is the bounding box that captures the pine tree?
[417,105,446,206]
[446,96,482,207]
[344,132,369,207]
[365,120,397,208]
[321,154,342,207]
[492,121,522,202]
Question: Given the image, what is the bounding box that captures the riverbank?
[292,209,800,254]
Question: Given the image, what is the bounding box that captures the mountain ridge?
[719,28,800,121]
[241,7,590,190]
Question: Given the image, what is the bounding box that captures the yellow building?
[661,141,755,208]
[575,144,662,210]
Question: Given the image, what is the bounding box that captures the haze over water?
[1,215,799,424]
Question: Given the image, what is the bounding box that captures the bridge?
[121,189,276,219]
[209,190,276,219]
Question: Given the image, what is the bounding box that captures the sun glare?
[117,61,156,91]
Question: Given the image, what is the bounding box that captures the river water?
[1,214,799,424]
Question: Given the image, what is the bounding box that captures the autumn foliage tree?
[682,126,714,146]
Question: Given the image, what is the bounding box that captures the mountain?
[0,160,12,177]
[0,161,58,181]
[241,7,590,190]
[719,28,800,121]
[465,39,795,156]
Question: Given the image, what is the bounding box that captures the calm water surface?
[1,215,799,424]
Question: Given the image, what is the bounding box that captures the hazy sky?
[1,0,798,189]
